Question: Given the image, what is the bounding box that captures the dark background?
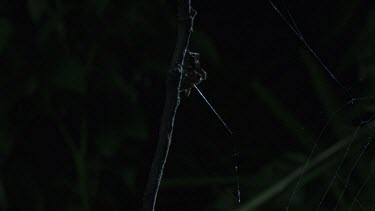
[0,0,374,210]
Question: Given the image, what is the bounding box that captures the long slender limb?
[142,1,196,210]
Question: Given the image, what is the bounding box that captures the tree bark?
[142,1,196,211]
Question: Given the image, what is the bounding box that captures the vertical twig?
[142,1,196,210]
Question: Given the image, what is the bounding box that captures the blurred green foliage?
[0,0,175,210]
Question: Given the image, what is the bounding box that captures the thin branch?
[142,1,196,211]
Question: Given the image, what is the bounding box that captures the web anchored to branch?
[143,1,240,210]
[267,0,375,210]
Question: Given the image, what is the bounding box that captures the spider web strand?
[268,0,352,99]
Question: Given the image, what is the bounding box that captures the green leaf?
[0,19,12,55]
[95,131,122,158]
[52,60,87,94]
[0,117,13,158]
[27,0,47,23]
[94,0,110,15]
[251,81,315,147]
[237,136,352,211]
[122,170,136,193]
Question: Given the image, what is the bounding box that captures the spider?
[181,51,207,96]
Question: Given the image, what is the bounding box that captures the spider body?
[181,51,207,96]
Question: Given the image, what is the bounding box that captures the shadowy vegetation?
[0,0,374,210]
